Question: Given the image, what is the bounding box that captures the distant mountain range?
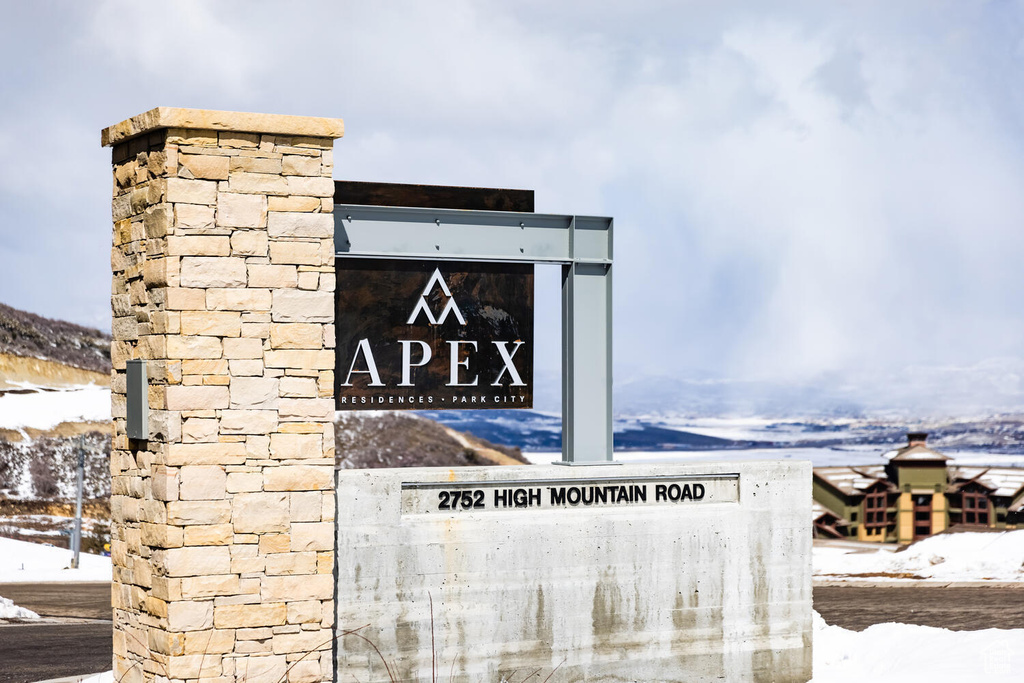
[611,363,1024,419]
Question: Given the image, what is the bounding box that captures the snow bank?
[812,611,1024,682]
[815,531,1024,581]
[0,536,111,583]
[0,593,38,619]
[0,385,110,430]
[80,673,114,683]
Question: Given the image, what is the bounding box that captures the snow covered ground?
[0,536,111,583]
[814,531,1024,582]
[811,611,1024,682]
[0,384,110,430]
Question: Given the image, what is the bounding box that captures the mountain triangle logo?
[406,268,467,325]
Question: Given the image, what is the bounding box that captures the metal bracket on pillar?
[334,205,614,465]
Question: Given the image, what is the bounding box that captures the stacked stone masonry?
[107,112,341,683]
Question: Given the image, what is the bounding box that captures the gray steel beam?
[335,205,611,265]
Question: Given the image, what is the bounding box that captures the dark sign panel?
[335,259,533,411]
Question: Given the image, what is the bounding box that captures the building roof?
[886,443,950,463]
[812,501,846,523]
[814,465,890,496]
[951,466,1024,500]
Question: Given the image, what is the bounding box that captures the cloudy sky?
[3,1,1024,414]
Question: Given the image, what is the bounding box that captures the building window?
[913,494,932,539]
[963,491,989,526]
[864,491,887,531]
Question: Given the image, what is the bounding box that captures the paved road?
[3,582,1024,682]
[814,585,1024,631]
[0,583,111,683]
[0,582,110,621]
[0,622,113,683]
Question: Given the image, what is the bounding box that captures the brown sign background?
[335,259,533,411]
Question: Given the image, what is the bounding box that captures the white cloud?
[2,1,1024,412]
[84,0,264,98]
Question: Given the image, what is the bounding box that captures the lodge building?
[812,433,1024,544]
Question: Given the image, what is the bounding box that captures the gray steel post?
[71,436,84,569]
[561,262,614,463]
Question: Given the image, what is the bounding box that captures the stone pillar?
[103,108,343,683]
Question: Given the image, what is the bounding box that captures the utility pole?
[71,436,85,569]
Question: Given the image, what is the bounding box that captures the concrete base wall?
[335,461,812,682]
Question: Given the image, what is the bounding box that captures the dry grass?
[335,412,527,470]
[0,302,110,375]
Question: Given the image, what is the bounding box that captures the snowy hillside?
[428,408,1024,462]
[0,386,111,500]
[0,384,110,432]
